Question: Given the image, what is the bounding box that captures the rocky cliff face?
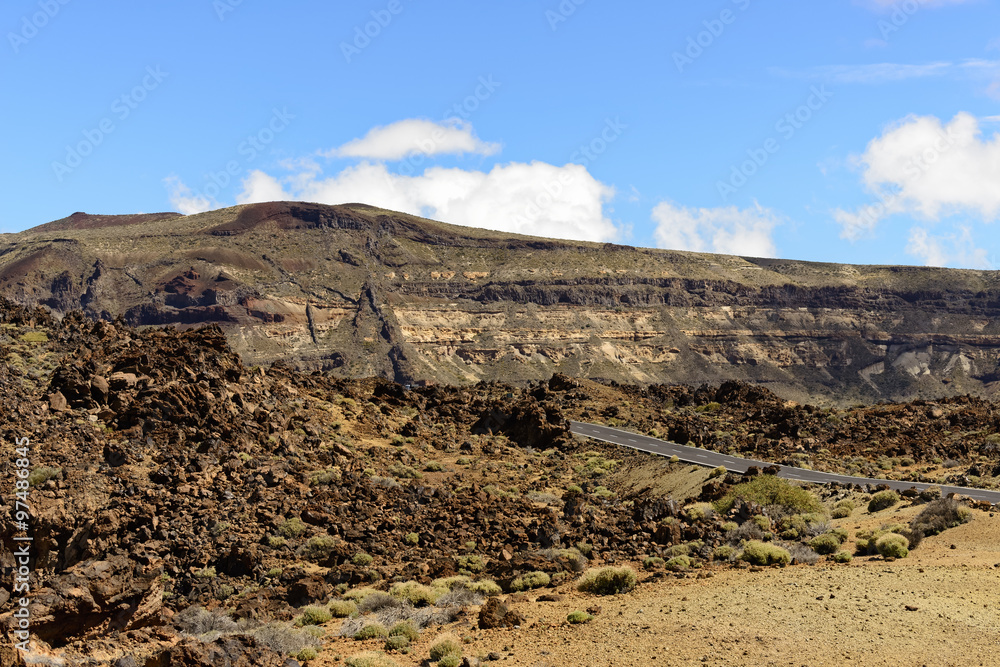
[3,201,1000,404]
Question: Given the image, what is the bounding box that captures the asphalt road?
[569,421,1000,505]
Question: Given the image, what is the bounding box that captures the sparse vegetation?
[429,633,462,662]
[297,606,332,626]
[511,571,550,592]
[353,552,374,567]
[353,623,389,641]
[329,600,357,618]
[910,498,973,536]
[831,499,855,518]
[389,621,420,642]
[390,581,441,607]
[665,556,692,571]
[808,533,843,555]
[740,541,791,566]
[642,556,665,570]
[577,567,637,595]
[868,490,900,513]
[27,466,62,486]
[278,517,308,539]
[456,554,485,574]
[876,533,910,559]
[567,610,594,624]
[714,476,824,515]
[345,652,399,667]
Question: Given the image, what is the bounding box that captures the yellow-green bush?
[875,533,909,559]
[577,567,637,595]
[510,571,550,592]
[868,490,900,513]
[740,541,791,566]
[714,476,824,515]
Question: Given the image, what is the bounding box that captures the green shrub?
[466,579,502,596]
[428,633,462,661]
[266,535,287,548]
[424,461,445,472]
[709,466,727,478]
[829,527,849,543]
[310,467,342,486]
[714,476,824,515]
[808,534,842,555]
[298,606,332,626]
[567,610,593,624]
[910,498,973,536]
[665,556,692,571]
[752,515,772,531]
[27,467,62,486]
[831,506,851,518]
[278,517,308,538]
[740,541,791,566]
[642,556,664,570]
[343,587,379,602]
[875,533,909,559]
[566,484,583,494]
[404,532,420,546]
[354,623,389,641]
[721,521,739,533]
[303,535,337,561]
[194,566,216,579]
[390,581,441,607]
[328,600,356,618]
[577,567,637,595]
[832,551,853,563]
[456,554,485,574]
[511,571,550,592]
[713,545,736,561]
[388,464,421,479]
[353,552,374,567]
[389,621,419,642]
[384,635,409,651]
[868,490,900,513]
[296,647,318,662]
[686,503,715,521]
[345,652,399,667]
[575,541,594,557]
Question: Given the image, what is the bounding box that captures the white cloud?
[906,226,991,268]
[323,119,501,161]
[164,175,214,215]
[235,160,620,242]
[651,201,780,258]
[834,112,1000,239]
[238,170,292,204]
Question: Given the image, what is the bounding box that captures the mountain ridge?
[3,201,1000,405]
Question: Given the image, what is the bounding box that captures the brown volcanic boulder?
[28,557,164,644]
[143,635,286,667]
[478,597,524,630]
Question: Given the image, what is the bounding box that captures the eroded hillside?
[4,202,1000,404]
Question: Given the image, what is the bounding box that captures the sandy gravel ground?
[320,506,1000,667]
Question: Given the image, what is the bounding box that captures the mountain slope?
[3,201,1000,404]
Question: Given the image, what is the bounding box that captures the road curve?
[569,421,1000,505]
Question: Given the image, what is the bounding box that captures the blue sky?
[3,0,999,268]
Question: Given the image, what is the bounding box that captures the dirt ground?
[320,505,1000,667]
